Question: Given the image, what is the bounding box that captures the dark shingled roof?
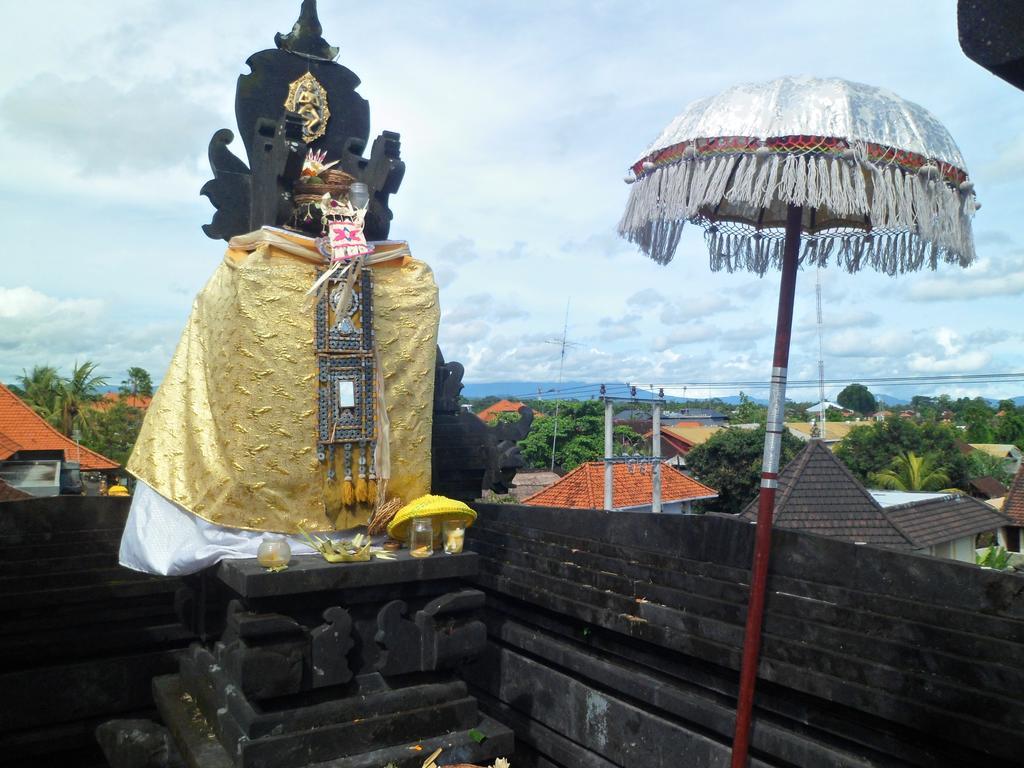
[0,478,31,502]
[969,475,1008,500]
[741,440,913,548]
[1005,464,1024,527]
[885,495,1011,548]
[740,440,1011,550]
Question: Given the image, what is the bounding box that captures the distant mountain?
[459,381,600,400]
[458,382,1024,408]
[874,393,909,407]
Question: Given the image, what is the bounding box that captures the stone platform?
[109,552,512,768]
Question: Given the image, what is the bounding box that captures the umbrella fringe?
[620,152,976,271]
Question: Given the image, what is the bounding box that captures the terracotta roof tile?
[92,392,153,411]
[522,461,717,510]
[477,399,531,422]
[1005,464,1024,526]
[0,383,119,471]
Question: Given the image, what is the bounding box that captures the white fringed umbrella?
[617,75,977,768]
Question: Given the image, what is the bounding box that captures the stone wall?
[0,496,192,767]
[463,503,1024,767]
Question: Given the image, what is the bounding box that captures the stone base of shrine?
[100,551,513,768]
[153,674,512,768]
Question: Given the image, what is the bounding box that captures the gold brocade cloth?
[127,238,439,533]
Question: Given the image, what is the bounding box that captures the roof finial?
[275,0,339,61]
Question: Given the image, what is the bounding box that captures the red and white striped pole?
[730,204,803,767]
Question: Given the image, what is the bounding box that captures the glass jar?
[443,520,466,554]
[409,517,434,558]
[257,537,292,568]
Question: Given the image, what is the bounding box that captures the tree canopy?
[834,418,968,489]
[685,426,803,514]
[120,367,154,399]
[836,383,877,415]
[515,400,642,472]
[869,451,955,492]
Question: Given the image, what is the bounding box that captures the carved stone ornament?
[284,72,331,143]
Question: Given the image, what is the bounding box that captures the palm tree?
[869,451,957,492]
[54,361,108,437]
[15,365,62,422]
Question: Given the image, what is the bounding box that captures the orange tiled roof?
[1005,464,1024,527]
[0,383,119,471]
[523,461,717,510]
[92,392,153,411]
[477,399,529,422]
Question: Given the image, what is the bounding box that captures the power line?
[480,372,1024,402]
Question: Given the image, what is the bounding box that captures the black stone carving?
[310,606,354,688]
[432,348,533,500]
[146,554,511,767]
[95,719,185,768]
[218,601,307,701]
[201,0,405,242]
[375,591,487,675]
[275,0,339,61]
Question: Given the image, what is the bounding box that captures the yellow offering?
[387,494,476,542]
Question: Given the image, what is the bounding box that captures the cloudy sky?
[2,0,1024,401]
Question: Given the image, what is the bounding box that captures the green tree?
[836,383,877,415]
[869,451,956,492]
[84,400,145,466]
[120,366,154,399]
[993,402,1024,448]
[732,392,766,425]
[54,361,108,437]
[965,450,1014,487]
[960,397,995,442]
[835,418,969,489]
[516,401,641,472]
[15,365,62,421]
[685,426,803,514]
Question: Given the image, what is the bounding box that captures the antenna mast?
[548,300,575,472]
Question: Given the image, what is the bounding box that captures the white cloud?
[908,256,1024,301]
[0,286,177,383]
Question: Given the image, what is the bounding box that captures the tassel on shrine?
[367,478,377,504]
[341,442,355,507]
[355,476,368,503]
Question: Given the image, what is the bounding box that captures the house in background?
[966,443,1023,476]
[92,392,153,411]
[523,460,717,514]
[1002,464,1024,552]
[785,420,866,447]
[0,383,119,496]
[739,440,1010,563]
[507,469,561,502]
[475,399,538,423]
[651,423,723,468]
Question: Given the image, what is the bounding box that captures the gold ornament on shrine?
[284,72,330,143]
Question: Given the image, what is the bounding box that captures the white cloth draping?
[119,480,338,576]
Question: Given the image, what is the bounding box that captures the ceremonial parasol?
[618,76,977,767]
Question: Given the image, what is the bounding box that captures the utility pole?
[603,389,613,510]
[652,388,663,514]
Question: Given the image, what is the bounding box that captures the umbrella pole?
[730,204,803,768]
